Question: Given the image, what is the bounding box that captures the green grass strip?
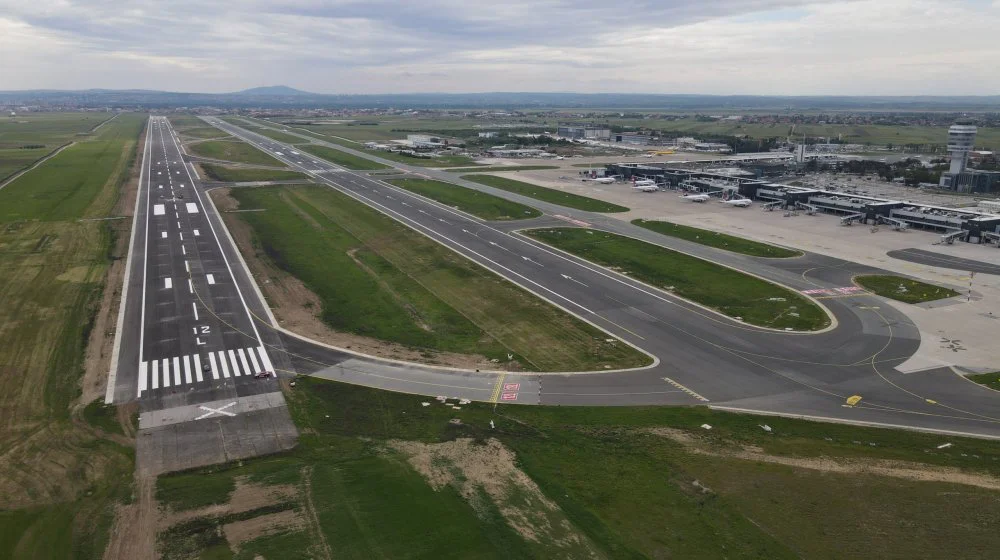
[524,228,829,331]
[854,275,960,303]
[200,163,309,183]
[966,372,1000,391]
[299,144,389,170]
[632,219,801,258]
[388,178,541,220]
[464,175,629,213]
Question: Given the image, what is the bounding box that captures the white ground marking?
[195,401,237,420]
[186,203,199,214]
[153,204,165,216]
[172,356,181,386]
[194,357,204,383]
[179,232,183,240]
[151,360,159,390]
[161,358,170,388]
[138,361,148,395]
[164,277,172,289]
[181,246,186,256]
[228,350,242,376]
[161,231,167,239]
[238,348,252,376]
[257,346,274,371]
[185,260,190,273]
[192,301,199,321]
[217,351,230,378]
[193,229,200,236]
[208,352,220,380]
[187,278,193,293]
[183,355,192,384]
[247,347,261,374]
[206,274,215,285]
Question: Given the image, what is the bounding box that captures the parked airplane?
[583,176,617,184]
[722,198,752,207]
[633,179,657,187]
[680,193,710,202]
[631,184,659,192]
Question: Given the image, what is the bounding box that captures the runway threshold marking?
[662,377,709,402]
[490,373,507,403]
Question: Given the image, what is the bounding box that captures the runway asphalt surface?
[112,115,1000,441]
[887,248,1000,276]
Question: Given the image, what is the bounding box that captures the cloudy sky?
[2,0,999,95]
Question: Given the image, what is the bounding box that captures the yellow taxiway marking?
[491,373,507,403]
[662,377,709,402]
[845,395,863,407]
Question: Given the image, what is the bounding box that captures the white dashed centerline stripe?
[184,260,190,273]
[192,302,199,321]
[164,277,172,289]
[187,278,193,293]
[181,246,186,256]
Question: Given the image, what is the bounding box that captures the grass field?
[524,228,829,330]
[0,112,116,182]
[154,376,1000,559]
[387,178,542,220]
[464,174,629,213]
[298,143,390,170]
[854,275,960,303]
[446,165,559,173]
[167,114,230,140]
[0,114,144,558]
[632,218,802,257]
[198,163,309,183]
[218,185,648,371]
[967,372,1000,391]
[186,139,285,166]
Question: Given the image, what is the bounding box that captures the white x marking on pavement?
[195,401,238,420]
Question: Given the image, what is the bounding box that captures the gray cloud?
[0,0,998,94]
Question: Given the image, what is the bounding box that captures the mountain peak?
[236,85,312,96]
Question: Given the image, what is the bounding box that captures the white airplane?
[680,193,710,202]
[583,176,616,184]
[722,198,752,207]
[631,184,659,192]
[633,179,656,187]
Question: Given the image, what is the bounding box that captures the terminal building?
[605,163,1000,244]
[557,125,611,141]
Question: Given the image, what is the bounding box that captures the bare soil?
[648,427,1000,490]
[158,477,299,529]
[103,476,157,560]
[223,509,306,552]
[390,438,603,557]
[212,187,499,370]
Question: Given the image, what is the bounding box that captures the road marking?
[228,350,241,376]
[238,348,252,377]
[490,373,507,403]
[217,351,231,378]
[179,232,183,240]
[161,358,170,387]
[185,260,190,273]
[153,204,165,216]
[173,356,181,386]
[186,202,199,214]
[206,274,215,284]
[161,231,167,239]
[138,361,148,396]
[845,395,863,407]
[151,360,159,389]
[560,274,588,287]
[195,401,237,420]
[187,278,193,293]
[247,347,261,374]
[257,345,274,371]
[192,301,199,321]
[181,245,186,255]
[164,277,172,289]
[193,229,200,236]
[662,377,709,402]
[183,355,193,384]
[194,357,204,383]
[208,352,219,380]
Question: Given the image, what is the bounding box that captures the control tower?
[947,119,977,175]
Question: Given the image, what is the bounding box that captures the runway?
[888,248,1000,276]
[120,115,1000,440]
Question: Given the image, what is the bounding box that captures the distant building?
[557,125,611,140]
[978,199,1000,214]
[949,169,1000,193]
[478,131,498,138]
[614,133,652,145]
[940,119,977,188]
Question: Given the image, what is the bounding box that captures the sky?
[2,0,1000,95]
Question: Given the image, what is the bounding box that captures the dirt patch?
[159,477,299,529]
[103,475,157,560]
[647,428,1000,490]
[211,188,501,371]
[390,438,603,557]
[223,509,306,552]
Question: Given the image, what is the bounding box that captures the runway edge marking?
[106,115,151,404]
[662,377,709,402]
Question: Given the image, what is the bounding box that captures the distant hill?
[1,88,999,111]
[235,85,312,96]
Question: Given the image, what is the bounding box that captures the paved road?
[108,117,297,474]
[888,248,1000,276]
[194,117,1000,439]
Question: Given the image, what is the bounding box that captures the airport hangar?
[606,163,1000,245]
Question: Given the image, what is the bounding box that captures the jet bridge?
[983,231,1000,247]
[794,201,818,215]
[940,229,970,245]
[761,200,784,212]
[840,213,865,226]
[876,216,909,231]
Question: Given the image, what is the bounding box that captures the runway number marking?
[195,402,237,420]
